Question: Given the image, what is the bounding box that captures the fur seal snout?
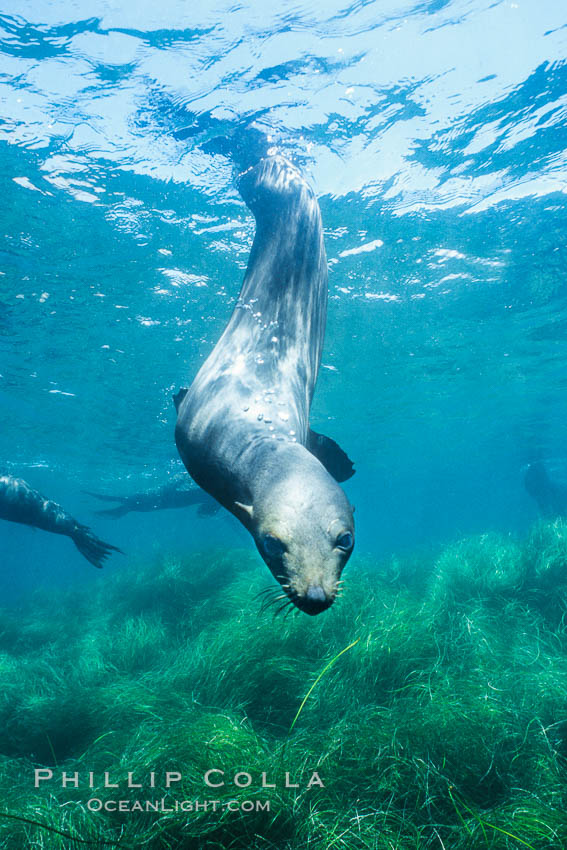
[245,445,353,615]
[175,146,355,614]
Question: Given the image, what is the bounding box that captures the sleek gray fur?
[175,154,354,614]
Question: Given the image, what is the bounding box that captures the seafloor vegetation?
[1,519,567,849]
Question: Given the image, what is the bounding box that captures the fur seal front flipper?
[174,387,354,482]
[173,388,188,413]
[0,474,121,568]
[175,144,355,615]
[306,430,355,483]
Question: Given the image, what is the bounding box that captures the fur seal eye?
[263,534,286,559]
[336,531,353,552]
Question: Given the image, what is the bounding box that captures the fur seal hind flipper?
[306,430,355,483]
[83,491,131,518]
[83,490,124,503]
[71,523,122,568]
[201,125,272,175]
[93,504,131,519]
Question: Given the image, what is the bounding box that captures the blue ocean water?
[1,0,566,600]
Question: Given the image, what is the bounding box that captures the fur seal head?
[235,448,354,615]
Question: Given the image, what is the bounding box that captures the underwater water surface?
[1,0,567,847]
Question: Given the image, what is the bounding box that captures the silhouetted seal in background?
[86,474,219,519]
[524,460,567,518]
[0,474,121,568]
[175,141,355,615]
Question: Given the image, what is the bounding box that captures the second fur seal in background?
[175,146,355,615]
[0,474,120,568]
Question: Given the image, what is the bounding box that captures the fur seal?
[524,461,567,518]
[0,474,121,568]
[86,475,219,519]
[175,150,355,615]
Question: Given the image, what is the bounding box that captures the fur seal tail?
[70,523,122,568]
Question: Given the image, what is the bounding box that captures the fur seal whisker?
[283,603,299,621]
[255,586,282,600]
[259,589,293,615]
[271,594,289,605]
[259,596,281,614]
[274,600,294,618]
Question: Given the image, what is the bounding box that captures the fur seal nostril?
[175,134,355,614]
[300,585,332,615]
[306,585,326,603]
